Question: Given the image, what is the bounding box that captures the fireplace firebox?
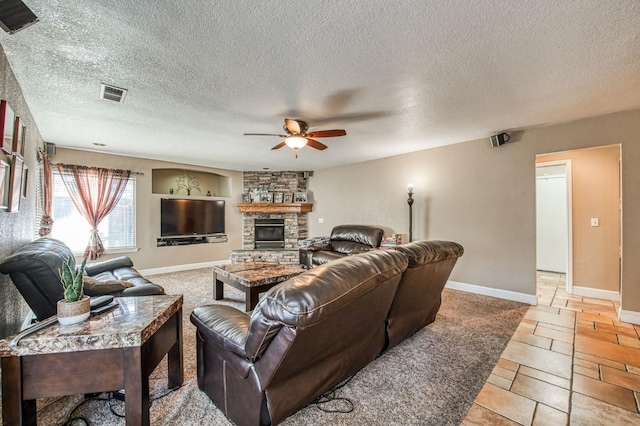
[254,219,285,249]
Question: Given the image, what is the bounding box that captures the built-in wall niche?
[152,168,231,197]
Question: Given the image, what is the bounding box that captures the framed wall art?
[284,193,293,203]
[9,154,23,212]
[0,100,15,154]
[13,117,25,156]
[0,159,9,210]
[274,192,284,203]
[21,163,29,198]
[294,192,307,203]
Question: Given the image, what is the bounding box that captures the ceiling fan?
[244,118,346,151]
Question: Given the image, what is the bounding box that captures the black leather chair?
[0,238,165,321]
[305,224,384,266]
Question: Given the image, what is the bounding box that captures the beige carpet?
[6,268,528,425]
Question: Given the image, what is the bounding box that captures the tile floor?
[461,272,640,425]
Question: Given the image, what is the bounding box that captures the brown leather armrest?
[190,305,250,359]
[307,242,333,252]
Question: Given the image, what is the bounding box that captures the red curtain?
[56,164,131,260]
[38,150,54,236]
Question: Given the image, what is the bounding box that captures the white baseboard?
[571,286,620,302]
[445,281,537,305]
[618,308,640,326]
[139,260,230,276]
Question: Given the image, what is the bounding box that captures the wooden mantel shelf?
[237,203,313,213]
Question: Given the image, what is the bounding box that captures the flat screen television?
[160,198,225,237]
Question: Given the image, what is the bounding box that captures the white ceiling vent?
[100,83,127,103]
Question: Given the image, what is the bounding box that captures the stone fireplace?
[253,218,285,249]
[230,171,312,264]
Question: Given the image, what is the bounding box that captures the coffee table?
[214,262,306,311]
[0,295,183,426]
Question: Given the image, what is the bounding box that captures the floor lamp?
[407,184,414,242]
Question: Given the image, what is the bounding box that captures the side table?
[0,295,183,426]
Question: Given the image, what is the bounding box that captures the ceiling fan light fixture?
[285,136,307,149]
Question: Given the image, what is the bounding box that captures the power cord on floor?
[63,384,183,425]
[311,374,355,414]
[62,394,108,426]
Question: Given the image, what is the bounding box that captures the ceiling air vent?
[100,83,127,103]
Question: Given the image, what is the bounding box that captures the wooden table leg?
[214,271,224,300]
[246,288,258,311]
[167,308,183,389]
[124,346,150,426]
[2,356,37,425]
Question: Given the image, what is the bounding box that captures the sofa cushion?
[82,276,135,295]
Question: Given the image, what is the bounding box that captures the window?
[51,172,136,253]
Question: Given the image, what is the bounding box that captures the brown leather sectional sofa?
[190,240,463,426]
[304,224,384,267]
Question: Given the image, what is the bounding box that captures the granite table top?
[0,294,183,357]
[214,262,306,287]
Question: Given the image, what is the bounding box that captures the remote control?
[90,295,114,310]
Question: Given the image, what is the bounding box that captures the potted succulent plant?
[57,256,90,325]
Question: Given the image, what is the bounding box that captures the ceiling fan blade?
[271,141,287,150]
[306,138,328,150]
[306,129,346,138]
[244,133,288,137]
[284,118,305,135]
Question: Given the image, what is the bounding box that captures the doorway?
[536,161,572,290]
[536,145,621,299]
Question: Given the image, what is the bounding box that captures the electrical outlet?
[591,218,599,227]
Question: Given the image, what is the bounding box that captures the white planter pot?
[57,296,90,325]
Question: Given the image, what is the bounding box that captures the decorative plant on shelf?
[57,257,90,325]
[175,173,201,196]
[61,257,88,302]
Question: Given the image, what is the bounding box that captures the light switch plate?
[591,218,599,227]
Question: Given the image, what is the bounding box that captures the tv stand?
[157,235,228,247]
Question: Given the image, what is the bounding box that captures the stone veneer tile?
[512,331,552,349]
[551,340,573,356]
[511,374,570,412]
[461,403,519,426]
[570,392,640,424]
[601,365,640,392]
[574,357,598,370]
[502,340,572,379]
[572,373,638,411]
[551,299,569,309]
[492,365,517,381]
[577,318,595,328]
[574,351,626,370]
[536,321,574,333]
[518,365,571,389]
[535,324,574,344]
[596,322,639,338]
[575,335,640,367]
[524,310,575,329]
[533,403,568,426]
[574,365,600,379]
[530,305,560,315]
[626,365,640,376]
[497,358,519,372]
[516,325,535,335]
[475,383,536,425]
[576,325,619,343]
[618,335,640,350]
[577,312,614,325]
[487,373,512,390]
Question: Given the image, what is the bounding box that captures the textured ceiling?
[1,0,640,171]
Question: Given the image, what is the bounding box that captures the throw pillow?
[83,276,135,295]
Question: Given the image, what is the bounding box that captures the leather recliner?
[385,240,464,350]
[305,224,384,267]
[0,238,165,321]
[190,249,408,426]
